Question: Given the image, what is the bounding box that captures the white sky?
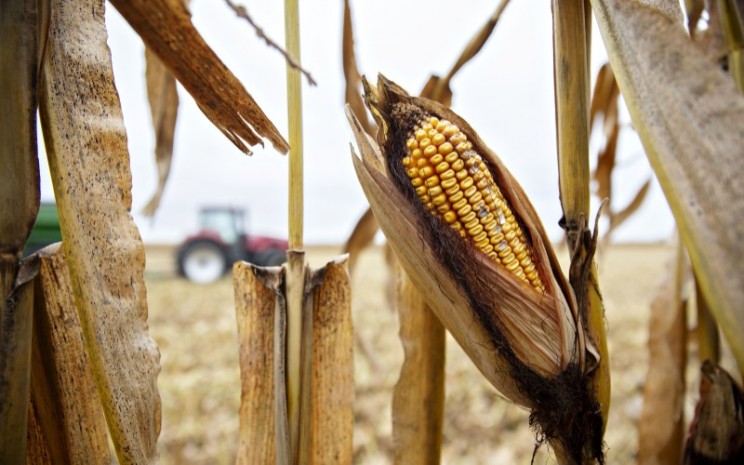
[38,0,675,244]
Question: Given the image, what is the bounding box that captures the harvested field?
[145,243,715,464]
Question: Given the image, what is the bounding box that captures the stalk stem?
[284,0,304,463]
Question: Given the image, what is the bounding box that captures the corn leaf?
[110,0,289,155]
[38,1,161,462]
[29,244,111,464]
[591,0,744,373]
[140,48,179,217]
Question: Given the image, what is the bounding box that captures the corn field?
[1,0,743,464]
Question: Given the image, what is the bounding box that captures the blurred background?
[37,0,674,246]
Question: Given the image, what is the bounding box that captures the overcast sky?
[38,0,675,244]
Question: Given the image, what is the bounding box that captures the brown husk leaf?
[140,47,180,217]
[684,361,744,464]
[110,0,288,155]
[637,241,688,465]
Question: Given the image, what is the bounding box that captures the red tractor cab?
[176,207,287,283]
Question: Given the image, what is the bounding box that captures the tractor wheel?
[253,248,286,267]
[177,240,227,284]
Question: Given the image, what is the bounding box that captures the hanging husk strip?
[140,47,180,217]
[109,0,289,155]
[683,361,744,464]
[637,238,689,465]
[391,264,445,464]
[38,0,161,462]
[349,75,604,463]
[233,257,353,465]
[552,2,610,448]
[28,244,112,464]
[0,0,42,460]
[342,0,375,137]
[590,0,744,375]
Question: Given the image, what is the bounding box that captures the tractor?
[176,207,287,283]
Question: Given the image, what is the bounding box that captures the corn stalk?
[28,244,112,463]
[0,0,42,460]
[552,2,611,453]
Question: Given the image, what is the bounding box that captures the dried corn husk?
[348,75,603,462]
[684,361,744,464]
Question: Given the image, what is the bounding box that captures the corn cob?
[401,116,544,291]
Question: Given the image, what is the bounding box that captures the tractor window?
[199,209,240,244]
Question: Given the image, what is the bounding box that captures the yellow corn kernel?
[402,116,545,291]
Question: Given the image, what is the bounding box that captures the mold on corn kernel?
[400,115,545,292]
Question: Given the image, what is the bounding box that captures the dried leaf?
[29,244,111,464]
[638,240,688,465]
[593,117,620,202]
[392,264,445,464]
[421,0,511,105]
[110,0,289,155]
[342,208,378,274]
[342,0,375,137]
[38,1,161,462]
[610,177,652,232]
[140,48,179,217]
[591,0,744,372]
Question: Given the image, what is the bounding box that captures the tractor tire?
[253,248,286,267]
[177,240,227,284]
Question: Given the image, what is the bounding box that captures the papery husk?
[348,76,604,462]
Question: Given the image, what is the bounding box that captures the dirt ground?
[144,243,714,464]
